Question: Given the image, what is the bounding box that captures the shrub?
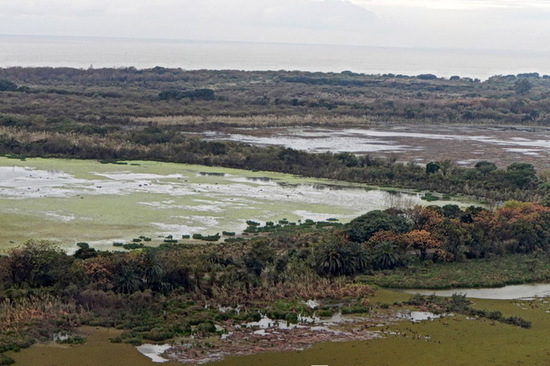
[0,79,17,92]
[0,354,15,365]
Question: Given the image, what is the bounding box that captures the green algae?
[5,327,181,366]
[0,157,476,251]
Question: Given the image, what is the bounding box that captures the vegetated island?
[0,67,550,365]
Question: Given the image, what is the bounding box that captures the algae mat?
[6,326,182,366]
[0,157,442,251]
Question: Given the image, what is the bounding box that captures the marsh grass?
[0,294,83,357]
[358,253,550,289]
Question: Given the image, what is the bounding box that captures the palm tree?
[315,243,344,276]
[115,265,142,294]
[314,242,368,276]
[374,241,401,270]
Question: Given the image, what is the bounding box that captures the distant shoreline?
[1,36,549,79]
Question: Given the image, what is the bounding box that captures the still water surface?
[402,282,550,300]
[1,35,550,79]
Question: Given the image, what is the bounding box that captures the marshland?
[0,68,549,365]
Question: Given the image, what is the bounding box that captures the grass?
[357,253,550,289]
[208,290,550,366]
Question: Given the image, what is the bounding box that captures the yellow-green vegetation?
[6,327,181,366]
[0,157,442,250]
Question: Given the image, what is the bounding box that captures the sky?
[0,0,549,51]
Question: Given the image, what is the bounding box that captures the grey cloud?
[254,0,378,31]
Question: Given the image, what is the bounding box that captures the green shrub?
[317,310,334,318]
[0,354,15,366]
[143,328,174,342]
[341,305,370,314]
[58,336,86,345]
[194,322,216,335]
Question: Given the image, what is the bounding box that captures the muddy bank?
[164,311,402,365]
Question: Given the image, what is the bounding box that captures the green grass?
[358,253,550,289]
[210,290,550,366]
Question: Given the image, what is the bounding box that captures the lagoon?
[0,157,474,251]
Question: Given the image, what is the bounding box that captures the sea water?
[1,35,549,79]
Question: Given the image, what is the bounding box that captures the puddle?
[135,344,171,363]
[397,311,442,322]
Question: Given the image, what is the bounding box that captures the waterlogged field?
[8,290,550,366]
[0,157,472,251]
[199,125,550,169]
[209,290,550,366]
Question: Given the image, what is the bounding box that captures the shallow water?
[401,283,550,300]
[198,125,550,168]
[0,157,474,251]
[136,344,172,363]
[10,291,550,366]
[398,311,442,322]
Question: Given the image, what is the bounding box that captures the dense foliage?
[0,68,550,126]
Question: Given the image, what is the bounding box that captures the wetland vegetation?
[0,67,550,365]
[0,201,549,364]
[0,156,455,249]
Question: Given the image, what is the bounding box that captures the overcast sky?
[0,0,549,51]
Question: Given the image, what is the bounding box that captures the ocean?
[1,35,550,80]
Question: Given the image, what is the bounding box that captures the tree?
[435,219,471,261]
[0,79,17,91]
[346,210,410,242]
[496,202,550,253]
[404,230,442,260]
[244,239,276,276]
[404,206,443,231]
[474,161,497,175]
[441,204,462,219]
[73,242,97,259]
[115,265,142,294]
[373,241,402,269]
[426,162,440,175]
[5,241,74,288]
[514,79,532,95]
[314,241,368,276]
[335,152,359,167]
[437,160,454,176]
[505,163,537,189]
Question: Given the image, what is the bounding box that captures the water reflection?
[402,283,550,300]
